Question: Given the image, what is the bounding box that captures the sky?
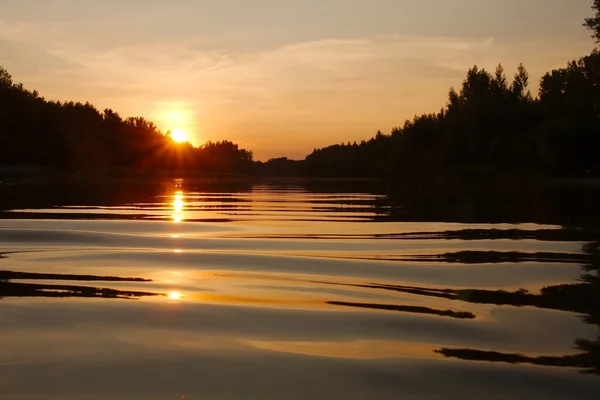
[0,0,596,160]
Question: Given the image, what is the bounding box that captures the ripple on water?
[0,182,599,398]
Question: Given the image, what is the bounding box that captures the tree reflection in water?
[0,270,161,300]
[433,242,600,375]
[365,242,600,375]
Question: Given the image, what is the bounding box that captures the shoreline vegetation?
[2,4,600,186]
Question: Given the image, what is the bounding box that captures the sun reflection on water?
[172,191,185,223]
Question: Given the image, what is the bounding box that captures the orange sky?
[0,0,596,160]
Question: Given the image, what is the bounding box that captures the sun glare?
[171,128,188,143]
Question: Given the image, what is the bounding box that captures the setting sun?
[171,128,188,143]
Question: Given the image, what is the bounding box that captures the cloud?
[1,19,497,92]
[0,21,64,44]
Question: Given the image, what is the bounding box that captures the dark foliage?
[303,56,600,180]
[0,69,253,176]
[585,0,600,42]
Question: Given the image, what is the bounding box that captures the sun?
[171,128,188,143]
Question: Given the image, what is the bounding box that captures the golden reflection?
[172,191,185,223]
[168,291,183,300]
[174,193,184,211]
[245,340,433,359]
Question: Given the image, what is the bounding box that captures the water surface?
[1,180,599,399]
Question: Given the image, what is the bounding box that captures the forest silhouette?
[1,2,600,181]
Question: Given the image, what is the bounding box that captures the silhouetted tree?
[0,66,254,177]
[585,0,600,42]
[536,51,600,174]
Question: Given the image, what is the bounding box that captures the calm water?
[1,180,600,399]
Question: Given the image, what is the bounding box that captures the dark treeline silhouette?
[275,2,600,180]
[299,2,600,180]
[302,55,599,180]
[0,67,253,176]
[1,3,600,180]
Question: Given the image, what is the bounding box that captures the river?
[0,179,599,399]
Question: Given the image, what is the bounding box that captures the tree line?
[299,55,599,180]
[2,2,600,180]
[277,1,600,181]
[0,69,253,176]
